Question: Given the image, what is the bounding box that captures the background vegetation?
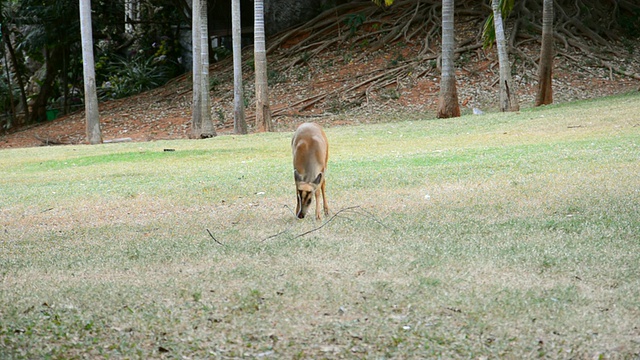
[1,93,639,358]
[1,0,639,127]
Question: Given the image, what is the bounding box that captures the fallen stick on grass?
[261,205,297,242]
[206,229,224,246]
[263,205,394,242]
[293,206,362,239]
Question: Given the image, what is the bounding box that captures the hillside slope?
[2,3,639,149]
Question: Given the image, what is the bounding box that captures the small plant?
[380,88,401,100]
[299,52,311,65]
[245,58,255,70]
[243,89,252,108]
[344,13,366,35]
[212,46,232,62]
[342,52,353,64]
[268,69,286,85]
[215,108,225,124]
[388,52,405,67]
[294,67,310,82]
[210,76,221,91]
[325,96,349,114]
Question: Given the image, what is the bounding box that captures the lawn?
[1,93,639,359]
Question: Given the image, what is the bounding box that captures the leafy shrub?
[212,46,232,62]
[344,13,366,35]
[97,55,175,100]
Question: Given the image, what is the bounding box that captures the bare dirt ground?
[1,34,639,149]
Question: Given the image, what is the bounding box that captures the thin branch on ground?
[261,205,297,242]
[34,134,75,146]
[597,59,640,81]
[293,206,362,239]
[261,205,394,241]
[206,229,225,246]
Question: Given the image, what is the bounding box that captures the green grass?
[1,92,640,358]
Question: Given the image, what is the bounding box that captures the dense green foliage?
[0,72,17,115]
[1,0,186,122]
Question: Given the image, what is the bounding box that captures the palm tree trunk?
[437,0,460,119]
[535,0,554,106]
[191,0,216,138]
[79,0,102,144]
[191,0,202,137]
[232,0,247,134]
[254,0,272,132]
[198,0,215,137]
[492,0,519,112]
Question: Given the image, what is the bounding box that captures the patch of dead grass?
[1,93,640,358]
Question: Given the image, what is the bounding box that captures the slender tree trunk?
[79,0,102,144]
[2,47,16,129]
[232,0,247,134]
[62,48,70,115]
[30,48,62,124]
[437,0,460,119]
[254,0,272,132]
[198,0,215,137]
[191,0,216,138]
[191,0,202,136]
[1,22,29,126]
[492,0,519,112]
[535,0,554,106]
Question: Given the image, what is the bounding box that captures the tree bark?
[232,0,247,134]
[437,0,460,119]
[30,47,65,124]
[79,0,102,144]
[492,0,519,112]
[191,0,216,138]
[191,0,202,136]
[199,0,215,137]
[1,22,29,126]
[2,47,16,129]
[535,0,554,106]
[254,0,272,132]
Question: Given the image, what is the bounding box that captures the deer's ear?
[312,172,323,185]
[294,169,303,182]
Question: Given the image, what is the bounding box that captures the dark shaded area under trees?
[1,0,186,127]
[1,0,639,134]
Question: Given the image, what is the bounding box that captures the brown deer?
[291,122,329,220]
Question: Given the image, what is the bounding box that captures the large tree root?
[264,0,639,116]
[168,0,639,127]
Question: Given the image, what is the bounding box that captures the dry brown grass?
[1,93,640,358]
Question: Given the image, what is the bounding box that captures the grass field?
[1,93,640,359]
